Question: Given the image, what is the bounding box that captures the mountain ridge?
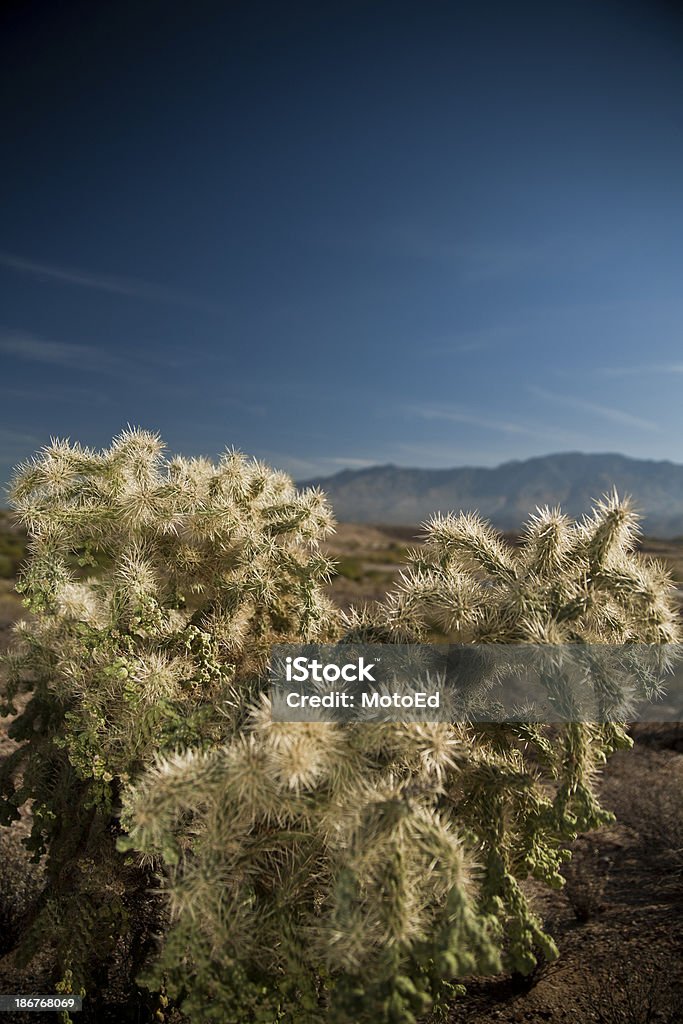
[299,452,683,536]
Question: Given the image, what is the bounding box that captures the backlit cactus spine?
[123,494,680,1021]
[0,430,339,997]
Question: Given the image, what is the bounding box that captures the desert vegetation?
[0,431,682,1023]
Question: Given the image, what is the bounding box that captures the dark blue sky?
[2,0,683,488]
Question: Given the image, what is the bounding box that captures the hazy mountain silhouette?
[300,453,683,536]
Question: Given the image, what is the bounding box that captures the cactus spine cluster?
[1,431,679,1023]
[0,430,338,1003]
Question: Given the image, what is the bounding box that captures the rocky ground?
[448,732,683,1023]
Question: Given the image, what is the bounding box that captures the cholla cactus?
[0,430,338,993]
[121,495,681,1023]
[340,497,680,984]
[385,496,678,646]
[2,436,679,1022]
[121,712,501,1024]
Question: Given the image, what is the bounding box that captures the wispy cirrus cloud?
[529,386,658,431]
[391,440,522,467]
[408,402,583,444]
[0,383,115,405]
[326,221,581,283]
[595,362,683,377]
[258,453,380,478]
[327,457,378,468]
[0,250,222,312]
[426,324,526,356]
[0,329,121,372]
[0,429,45,484]
[411,404,537,436]
[0,428,42,448]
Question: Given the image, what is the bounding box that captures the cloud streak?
[0,250,222,312]
[258,453,381,478]
[530,386,658,431]
[0,429,44,483]
[332,222,581,283]
[0,330,121,372]
[408,403,582,444]
[596,362,683,377]
[412,405,536,436]
[0,428,42,447]
[426,324,526,356]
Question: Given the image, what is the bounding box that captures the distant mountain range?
[299,453,683,536]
